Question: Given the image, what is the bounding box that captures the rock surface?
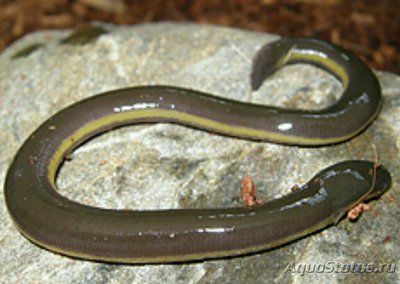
[0,23,399,283]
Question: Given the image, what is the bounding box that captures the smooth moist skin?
[4,38,390,263]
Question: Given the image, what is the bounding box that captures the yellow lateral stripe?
[47,109,355,184]
[289,52,349,88]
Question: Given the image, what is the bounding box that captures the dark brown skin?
[4,38,389,263]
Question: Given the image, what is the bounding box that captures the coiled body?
[4,38,390,263]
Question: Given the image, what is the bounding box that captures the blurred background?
[0,0,398,73]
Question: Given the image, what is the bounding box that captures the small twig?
[347,203,371,221]
[347,144,380,221]
[240,175,264,207]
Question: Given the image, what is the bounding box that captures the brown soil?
[0,0,398,73]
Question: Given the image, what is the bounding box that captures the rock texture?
[0,23,399,283]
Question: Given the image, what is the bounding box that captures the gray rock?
[0,22,399,283]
